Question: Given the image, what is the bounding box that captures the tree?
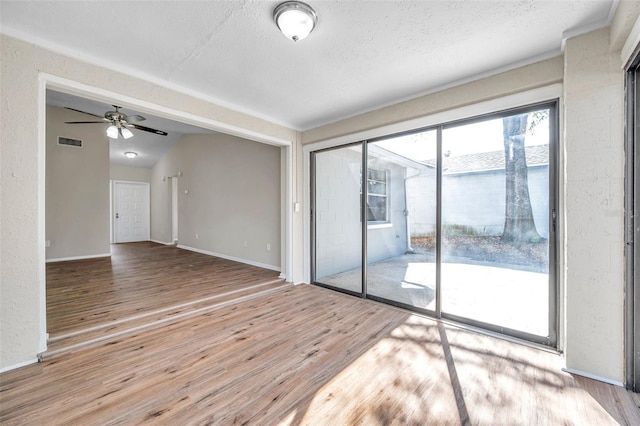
[501,113,542,243]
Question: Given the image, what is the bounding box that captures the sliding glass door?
[441,106,555,342]
[312,144,364,295]
[366,130,438,312]
[311,101,557,346]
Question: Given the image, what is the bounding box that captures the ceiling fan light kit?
[274,1,317,42]
[120,127,133,139]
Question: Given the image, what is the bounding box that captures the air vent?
[58,136,82,148]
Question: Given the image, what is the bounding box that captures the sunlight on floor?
[277,316,617,425]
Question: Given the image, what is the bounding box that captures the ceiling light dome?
[274,1,318,42]
[124,151,137,159]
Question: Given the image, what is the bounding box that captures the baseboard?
[0,358,39,373]
[150,239,174,245]
[46,253,111,263]
[562,368,624,387]
[177,245,280,272]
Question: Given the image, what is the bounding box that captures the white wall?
[440,166,549,238]
[46,106,110,261]
[0,34,297,371]
[151,134,281,269]
[563,28,626,382]
[110,165,152,183]
[303,57,564,144]
[407,167,549,239]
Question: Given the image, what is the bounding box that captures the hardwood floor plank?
[3,285,639,425]
[46,242,280,336]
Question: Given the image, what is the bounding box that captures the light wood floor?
[2,284,640,425]
[46,242,281,336]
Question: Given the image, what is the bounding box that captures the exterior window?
[366,168,389,222]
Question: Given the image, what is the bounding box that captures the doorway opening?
[40,76,293,356]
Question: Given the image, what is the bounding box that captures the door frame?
[306,88,561,349]
[625,51,640,391]
[171,176,179,243]
[111,180,151,243]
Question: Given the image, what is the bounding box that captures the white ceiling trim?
[2,26,298,131]
[560,0,619,51]
[41,73,293,148]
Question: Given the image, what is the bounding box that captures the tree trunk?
[502,113,542,243]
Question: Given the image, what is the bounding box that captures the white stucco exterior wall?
[563,28,626,383]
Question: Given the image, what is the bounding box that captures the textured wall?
[110,165,152,183]
[302,57,564,145]
[563,28,625,383]
[0,35,296,371]
[46,106,110,261]
[151,134,281,269]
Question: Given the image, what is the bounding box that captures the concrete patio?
[319,252,549,337]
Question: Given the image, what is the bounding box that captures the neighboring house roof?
[424,144,549,174]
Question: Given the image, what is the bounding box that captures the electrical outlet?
[45,240,50,247]
[267,243,271,251]
[243,241,248,248]
[195,233,199,240]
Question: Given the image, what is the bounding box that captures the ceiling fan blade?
[64,107,105,118]
[128,123,168,136]
[64,121,107,124]
[124,114,145,123]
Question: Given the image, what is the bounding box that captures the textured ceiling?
[2,1,614,131]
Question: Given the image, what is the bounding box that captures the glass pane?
[366,130,438,310]
[369,180,387,196]
[367,195,387,222]
[441,109,550,336]
[314,144,363,294]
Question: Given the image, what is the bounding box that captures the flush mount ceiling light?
[124,151,137,159]
[273,1,317,42]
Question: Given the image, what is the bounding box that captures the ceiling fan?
[64,105,168,139]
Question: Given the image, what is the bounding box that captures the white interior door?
[114,181,150,243]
